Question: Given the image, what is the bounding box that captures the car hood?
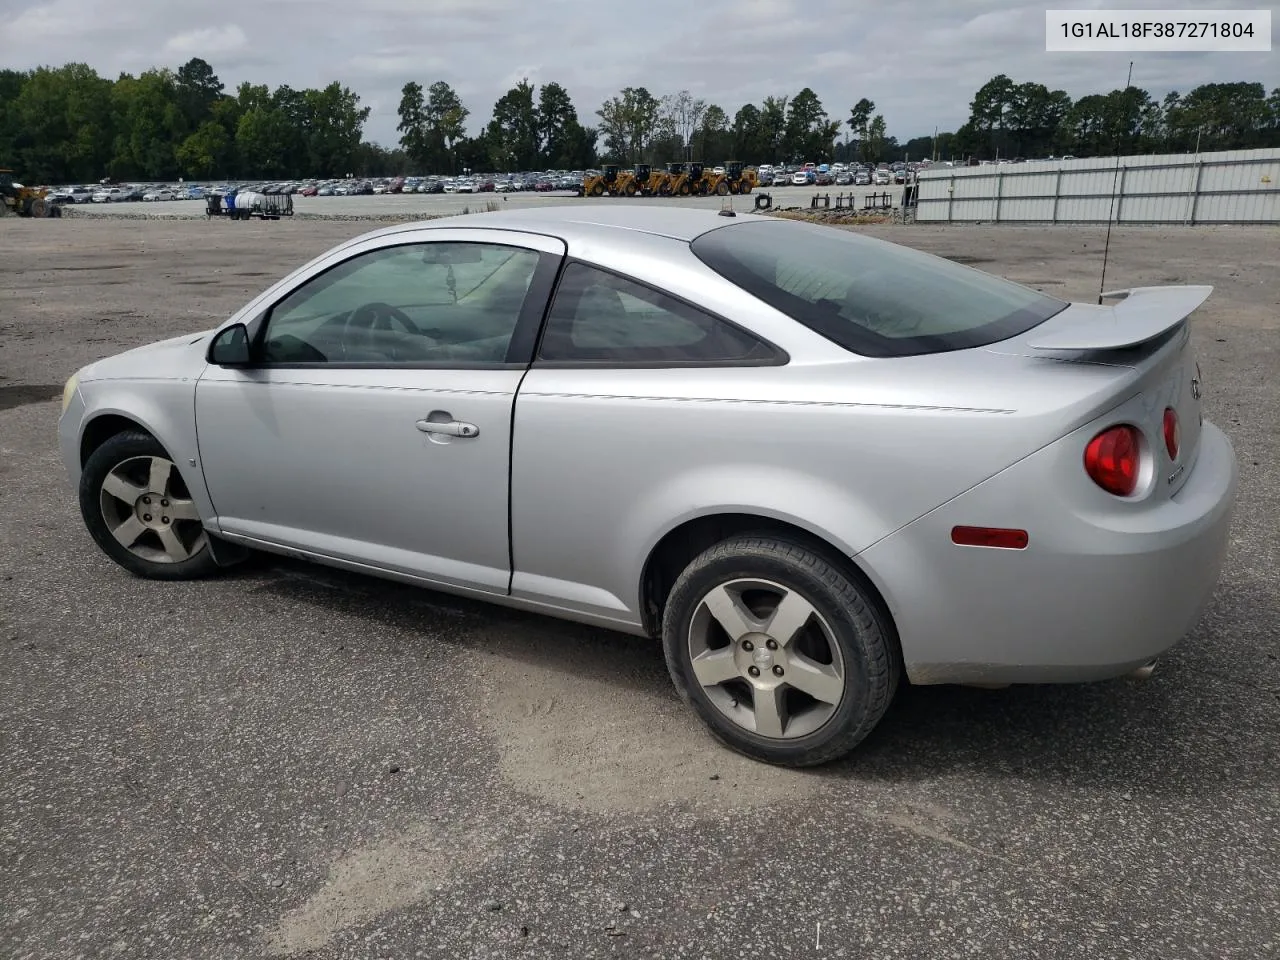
[80,329,215,382]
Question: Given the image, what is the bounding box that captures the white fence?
[914,148,1280,224]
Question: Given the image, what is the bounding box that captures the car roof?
[355,204,767,248]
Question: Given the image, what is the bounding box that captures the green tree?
[397,81,430,169]
[425,81,468,172]
[176,120,230,178]
[110,69,186,179]
[538,82,593,168]
[304,82,369,176]
[862,115,887,163]
[1006,82,1071,157]
[174,58,224,130]
[236,106,292,177]
[658,90,707,161]
[969,74,1017,157]
[846,97,875,159]
[784,88,840,162]
[11,63,114,182]
[731,103,765,160]
[759,95,788,163]
[596,86,660,163]
[486,78,539,170]
[1177,82,1272,151]
[695,104,732,161]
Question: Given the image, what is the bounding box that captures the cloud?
[0,0,1272,148]
[162,25,247,59]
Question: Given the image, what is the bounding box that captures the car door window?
[260,241,540,365]
[538,262,776,364]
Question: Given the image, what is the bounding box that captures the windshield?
[690,220,1068,357]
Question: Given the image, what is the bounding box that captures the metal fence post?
[1051,168,1063,223]
[1115,165,1127,223]
[994,170,1003,223]
[946,175,955,223]
[1188,160,1205,225]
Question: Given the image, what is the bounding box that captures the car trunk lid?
[985,285,1209,498]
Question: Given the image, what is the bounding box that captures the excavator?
[0,168,62,217]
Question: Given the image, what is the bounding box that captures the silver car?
[57,206,1238,766]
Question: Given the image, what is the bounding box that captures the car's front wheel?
[662,536,900,767]
[79,431,219,580]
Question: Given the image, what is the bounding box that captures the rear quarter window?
[690,220,1068,357]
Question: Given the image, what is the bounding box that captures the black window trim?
[242,239,564,371]
[530,257,789,369]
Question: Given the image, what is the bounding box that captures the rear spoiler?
[1028,285,1212,351]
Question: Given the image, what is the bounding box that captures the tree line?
[931,75,1280,162]
[2,59,1277,184]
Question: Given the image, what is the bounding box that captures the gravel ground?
[1,214,1278,959]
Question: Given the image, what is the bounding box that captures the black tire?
[79,431,220,581]
[662,536,900,767]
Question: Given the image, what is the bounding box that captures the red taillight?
[951,526,1029,549]
[1163,407,1180,460]
[1084,425,1141,497]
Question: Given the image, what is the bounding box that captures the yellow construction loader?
[615,163,667,196]
[701,161,756,195]
[581,165,619,197]
[664,161,708,196]
[0,168,62,217]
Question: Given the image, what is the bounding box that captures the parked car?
[91,187,127,203]
[790,171,810,186]
[143,189,175,202]
[57,207,1236,768]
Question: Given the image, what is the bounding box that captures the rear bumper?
[860,420,1238,685]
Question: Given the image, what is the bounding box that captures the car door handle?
[416,419,479,438]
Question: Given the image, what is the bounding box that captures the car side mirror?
[208,323,252,366]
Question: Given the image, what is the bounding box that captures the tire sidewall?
[662,542,886,764]
[78,432,217,580]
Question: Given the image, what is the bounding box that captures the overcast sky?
[3,0,1274,146]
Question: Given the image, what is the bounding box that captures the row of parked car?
[295,172,586,196]
[756,162,919,188]
[44,161,920,207]
[48,184,206,203]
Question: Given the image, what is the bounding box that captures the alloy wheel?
[98,456,207,564]
[686,578,845,739]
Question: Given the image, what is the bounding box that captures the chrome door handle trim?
[416,419,479,438]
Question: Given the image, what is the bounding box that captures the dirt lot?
[1,214,1278,959]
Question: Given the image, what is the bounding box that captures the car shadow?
[245,557,1277,799]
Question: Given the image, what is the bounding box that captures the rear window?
[690,220,1068,357]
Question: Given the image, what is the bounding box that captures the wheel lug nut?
[742,640,754,652]
[772,665,784,677]
[766,639,778,650]
[142,497,151,504]
[162,517,170,524]
[143,514,152,521]
[748,666,760,677]
[161,499,169,507]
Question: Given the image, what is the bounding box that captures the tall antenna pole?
[1098,60,1135,304]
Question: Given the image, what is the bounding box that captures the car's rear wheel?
[79,431,218,580]
[662,536,899,767]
